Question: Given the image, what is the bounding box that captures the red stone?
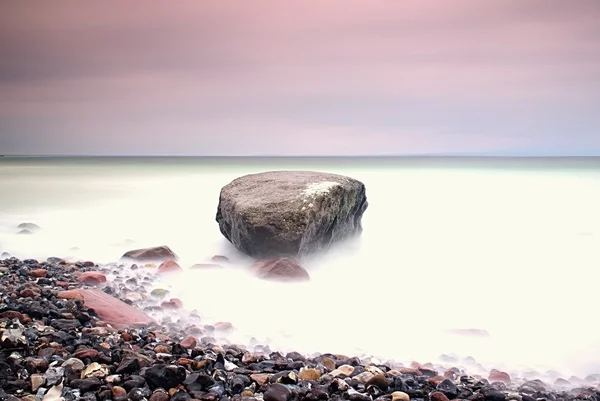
[400,367,422,375]
[57,290,84,301]
[77,271,107,285]
[251,258,310,282]
[180,336,197,349]
[488,371,511,384]
[430,392,450,401]
[157,260,183,275]
[30,269,48,278]
[161,298,183,309]
[20,289,39,297]
[74,348,99,359]
[0,311,27,323]
[73,288,154,330]
[214,321,233,331]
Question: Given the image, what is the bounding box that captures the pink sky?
[1,1,599,155]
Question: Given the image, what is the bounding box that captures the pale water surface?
[1,157,600,380]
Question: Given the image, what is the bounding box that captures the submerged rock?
[121,245,178,262]
[251,258,310,282]
[17,222,41,231]
[216,170,368,258]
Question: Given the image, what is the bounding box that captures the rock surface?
[216,170,368,258]
[251,258,310,281]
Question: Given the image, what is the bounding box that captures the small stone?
[180,336,197,349]
[331,364,354,377]
[30,374,45,392]
[264,383,292,401]
[365,373,389,391]
[320,357,336,371]
[77,271,107,285]
[354,371,374,383]
[112,386,127,397]
[157,259,183,275]
[298,368,321,381]
[74,348,99,360]
[62,358,85,371]
[57,290,84,301]
[489,371,511,384]
[392,391,410,401]
[214,321,233,331]
[430,392,450,401]
[250,373,271,386]
[154,344,171,354]
[150,390,170,401]
[81,362,109,378]
[436,379,459,398]
[30,269,48,278]
[70,377,102,392]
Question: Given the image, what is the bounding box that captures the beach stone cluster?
[2,255,600,401]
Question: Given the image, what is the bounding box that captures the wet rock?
[122,246,178,262]
[250,373,271,386]
[216,170,368,258]
[29,269,48,278]
[299,368,322,381]
[264,383,293,401]
[30,374,45,392]
[157,259,183,275]
[144,364,187,389]
[488,371,511,384]
[430,391,450,401]
[116,357,140,374]
[251,258,310,282]
[50,319,81,331]
[436,379,459,399]
[76,271,107,285]
[69,377,102,392]
[180,335,197,349]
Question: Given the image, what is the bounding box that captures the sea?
[1,156,599,381]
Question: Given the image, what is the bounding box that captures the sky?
[0,1,599,156]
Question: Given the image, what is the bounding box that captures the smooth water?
[1,156,600,379]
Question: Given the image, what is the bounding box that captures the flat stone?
[121,246,178,262]
[73,288,154,330]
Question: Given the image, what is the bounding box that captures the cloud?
[0,1,599,155]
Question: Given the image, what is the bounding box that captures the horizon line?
[2,154,600,158]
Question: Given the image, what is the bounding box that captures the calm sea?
[1,156,600,380]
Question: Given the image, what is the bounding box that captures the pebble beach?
[2,253,600,401]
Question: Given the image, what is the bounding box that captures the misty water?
[1,156,600,382]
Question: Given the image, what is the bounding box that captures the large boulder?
[216,171,368,258]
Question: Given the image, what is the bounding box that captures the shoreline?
[1,254,599,401]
